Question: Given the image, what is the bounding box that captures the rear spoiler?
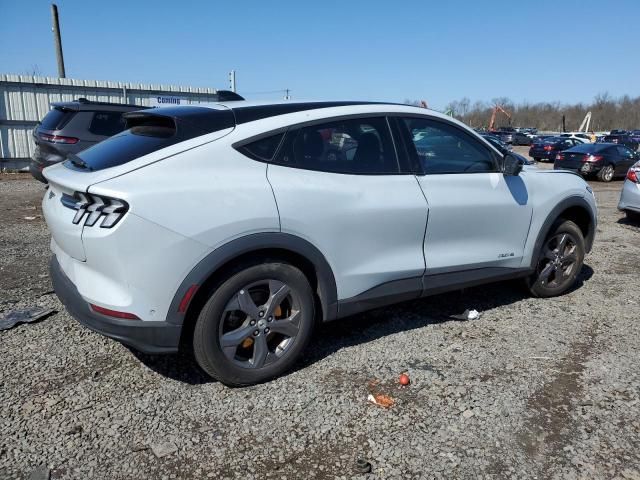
[123,106,236,137]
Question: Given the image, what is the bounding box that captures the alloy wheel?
[218,279,301,369]
[536,233,579,289]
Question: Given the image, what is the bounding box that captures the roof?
[51,98,146,111]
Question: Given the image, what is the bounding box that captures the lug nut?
[259,311,264,318]
[267,316,273,322]
[253,330,259,336]
[250,320,256,326]
[264,327,270,334]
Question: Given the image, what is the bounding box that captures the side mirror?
[503,153,524,176]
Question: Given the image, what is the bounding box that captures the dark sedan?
[512,131,533,146]
[529,137,580,162]
[554,143,639,182]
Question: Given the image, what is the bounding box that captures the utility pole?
[284,89,291,100]
[228,70,236,92]
[51,4,66,78]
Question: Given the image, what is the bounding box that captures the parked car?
[482,134,536,165]
[481,133,513,151]
[618,161,640,221]
[529,137,580,162]
[628,130,640,144]
[30,99,147,183]
[42,101,597,386]
[602,134,639,151]
[491,129,515,144]
[559,132,592,143]
[554,143,639,181]
[512,131,533,146]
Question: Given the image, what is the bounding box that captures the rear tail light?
[38,132,79,144]
[543,145,553,151]
[60,192,128,228]
[90,304,140,320]
[583,155,603,163]
[556,153,564,161]
[628,169,639,183]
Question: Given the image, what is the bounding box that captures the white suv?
[43,101,597,385]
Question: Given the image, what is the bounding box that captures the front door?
[397,116,533,274]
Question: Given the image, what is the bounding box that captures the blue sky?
[1,0,639,109]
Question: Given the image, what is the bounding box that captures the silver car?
[618,161,640,221]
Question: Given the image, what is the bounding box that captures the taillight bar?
[38,132,79,144]
[61,192,129,228]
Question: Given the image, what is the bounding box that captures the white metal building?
[0,74,222,169]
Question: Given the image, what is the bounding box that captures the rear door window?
[275,117,399,174]
[89,112,126,136]
[40,107,75,130]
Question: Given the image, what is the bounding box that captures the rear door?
[397,116,533,273]
[266,116,429,300]
[616,145,636,174]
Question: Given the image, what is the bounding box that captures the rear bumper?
[618,180,640,212]
[50,256,182,354]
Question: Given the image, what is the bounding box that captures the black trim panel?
[167,233,338,324]
[336,267,532,319]
[337,277,423,318]
[50,257,181,354]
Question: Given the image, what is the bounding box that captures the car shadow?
[131,264,594,385]
[617,216,640,229]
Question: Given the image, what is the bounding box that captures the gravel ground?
[1,159,640,479]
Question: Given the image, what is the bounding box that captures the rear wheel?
[597,164,614,182]
[527,220,585,297]
[193,262,315,386]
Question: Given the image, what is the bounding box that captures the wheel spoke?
[556,234,568,253]
[268,310,301,338]
[251,334,274,368]
[538,262,556,283]
[561,251,578,266]
[543,246,556,260]
[265,280,291,317]
[237,289,260,319]
[221,322,254,359]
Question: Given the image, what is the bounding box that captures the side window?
[617,146,633,157]
[236,133,284,162]
[89,112,126,136]
[401,117,496,174]
[275,117,399,174]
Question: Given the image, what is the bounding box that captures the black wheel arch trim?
[530,195,596,270]
[166,233,338,325]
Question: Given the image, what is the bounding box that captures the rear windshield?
[40,107,75,130]
[567,143,611,153]
[67,108,235,172]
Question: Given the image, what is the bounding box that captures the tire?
[193,261,315,386]
[527,219,585,298]
[597,164,614,182]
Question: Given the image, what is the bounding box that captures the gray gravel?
[1,164,640,479]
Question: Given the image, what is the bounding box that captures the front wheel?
[597,164,614,182]
[193,261,315,386]
[527,220,585,297]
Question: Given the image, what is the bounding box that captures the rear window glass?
[566,143,610,153]
[67,108,235,172]
[89,112,125,136]
[40,108,75,130]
